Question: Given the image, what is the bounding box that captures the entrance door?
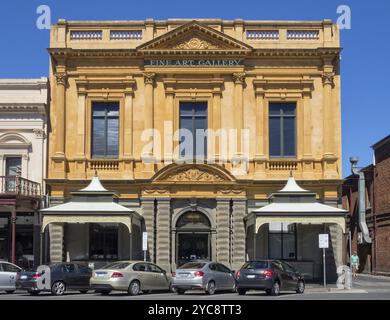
[177,233,210,267]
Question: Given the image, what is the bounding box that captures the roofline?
[54,18,335,27]
[371,134,390,150]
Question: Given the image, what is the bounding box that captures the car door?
[61,263,77,289]
[217,263,235,290]
[208,263,222,289]
[133,263,153,290]
[1,262,21,290]
[148,264,170,290]
[276,261,295,290]
[272,261,291,291]
[74,264,92,289]
[282,262,300,290]
[0,263,6,289]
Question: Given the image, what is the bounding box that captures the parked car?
[172,261,236,295]
[0,261,22,294]
[16,263,92,296]
[90,261,171,296]
[235,260,305,296]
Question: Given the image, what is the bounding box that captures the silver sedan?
[0,261,21,294]
[172,261,236,295]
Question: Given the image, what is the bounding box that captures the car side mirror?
[161,270,167,275]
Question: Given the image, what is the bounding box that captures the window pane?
[269,117,281,156]
[106,117,119,157]
[283,117,296,156]
[180,103,194,116]
[195,117,207,158]
[92,117,105,157]
[195,102,207,116]
[282,104,296,115]
[269,104,281,116]
[179,117,193,158]
[6,157,21,176]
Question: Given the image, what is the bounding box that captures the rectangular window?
[179,102,208,160]
[92,102,119,158]
[5,157,21,192]
[269,102,296,157]
[89,223,119,260]
[268,222,296,260]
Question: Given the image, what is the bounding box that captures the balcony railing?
[0,176,41,197]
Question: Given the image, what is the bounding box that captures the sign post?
[319,233,329,288]
[142,232,148,262]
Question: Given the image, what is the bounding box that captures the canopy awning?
[250,174,347,232]
[41,175,136,232]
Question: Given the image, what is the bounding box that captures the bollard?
[336,265,352,289]
[344,267,352,289]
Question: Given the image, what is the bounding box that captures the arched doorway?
[176,211,211,267]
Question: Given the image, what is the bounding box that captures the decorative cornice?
[233,72,246,85]
[143,72,155,85]
[33,128,46,139]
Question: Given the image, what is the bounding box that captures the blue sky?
[0,0,389,176]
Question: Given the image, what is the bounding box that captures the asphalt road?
[1,273,390,300]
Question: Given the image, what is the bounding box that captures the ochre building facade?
[46,19,343,275]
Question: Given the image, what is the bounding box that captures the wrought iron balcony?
[0,176,41,198]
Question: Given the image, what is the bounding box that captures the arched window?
[176,211,211,229]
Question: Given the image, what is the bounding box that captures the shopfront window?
[89,223,118,260]
[268,222,296,260]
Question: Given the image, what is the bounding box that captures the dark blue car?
[235,260,305,296]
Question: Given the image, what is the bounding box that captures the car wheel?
[79,290,88,294]
[5,290,15,294]
[231,283,237,293]
[51,281,66,296]
[206,281,216,295]
[265,289,271,295]
[296,280,305,294]
[29,290,40,296]
[100,290,111,295]
[128,280,141,296]
[177,289,185,295]
[237,288,246,295]
[270,281,280,296]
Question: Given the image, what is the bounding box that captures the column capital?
[143,72,156,85]
[232,72,246,85]
[55,73,68,86]
[322,72,335,87]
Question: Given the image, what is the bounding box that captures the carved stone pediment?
[152,164,235,183]
[137,21,252,53]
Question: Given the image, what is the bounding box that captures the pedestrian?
[350,251,359,278]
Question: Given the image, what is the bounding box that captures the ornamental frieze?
[173,37,218,50]
[166,168,225,182]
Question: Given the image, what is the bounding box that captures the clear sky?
[0,0,389,176]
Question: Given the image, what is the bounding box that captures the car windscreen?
[179,262,206,269]
[102,262,130,270]
[242,261,269,269]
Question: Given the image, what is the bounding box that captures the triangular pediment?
[137,21,252,53]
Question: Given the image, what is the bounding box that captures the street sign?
[319,233,329,249]
[142,232,148,251]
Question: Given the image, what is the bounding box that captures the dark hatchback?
[16,263,92,296]
[235,260,305,296]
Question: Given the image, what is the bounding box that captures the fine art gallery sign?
[144,59,244,67]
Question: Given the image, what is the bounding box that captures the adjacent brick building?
[342,134,390,275]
